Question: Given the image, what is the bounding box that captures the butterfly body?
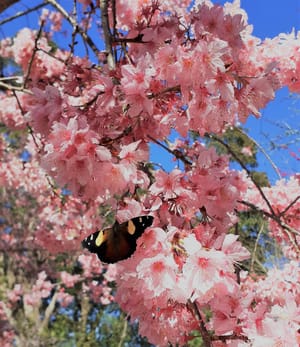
[82,215,154,263]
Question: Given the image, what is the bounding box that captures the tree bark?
[0,0,19,14]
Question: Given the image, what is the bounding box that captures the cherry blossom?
[0,0,300,345]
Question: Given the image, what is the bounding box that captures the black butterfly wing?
[123,215,154,239]
[81,229,107,254]
[82,215,154,263]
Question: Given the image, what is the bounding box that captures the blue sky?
[239,0,300,181]
[1,0,300,182]
[153,0,300,181]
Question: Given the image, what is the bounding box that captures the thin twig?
[0,76,22,82]
[111,0,117,38]
[37,46,66,63]
[187,300,212,347]
[148,85,181,99]
[208,133,276,216]
[212,334,249,343]
[117,317,128,347]
[112,35,145,43]
[23,20,45,88]
[68,0,80,58]
[236,128,282,180]
[100,0,115,69]
[45,0,100,59]
[38,291,58,334]
[12,90,41,151]
[0,3,44,25]
[239,199,300,255]
[0,81,32,93]
[239,199,300,237]
[12,90,62,199]
[250,221,265,273]
[148,135,192,166]
[279,195,300,217]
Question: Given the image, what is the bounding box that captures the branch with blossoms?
[1,0,300,346]
[207,133,275,215]
[239,199,300,252]
[148,135,192,167]
[23,20,45,88]
[100,0,115,69]
[208,134,300,254]
[187,300,250,347]
[45,0,100,59]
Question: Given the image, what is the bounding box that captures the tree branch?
[278,195,300,217]
[38,291,58,334]
[0,0,19,14]
[239,199,300,237]
[148,135,192,166]
[23,19,45,88]
[187,300,212,347]
[100,0,115,69]
[45,0,100,59]
[239,199,300,254]
[236,127,282,180]
[0,81,31,93]
[0,3,44,25]
[207,133,276,216]
[250,220,265,273]
[117,317,128,347]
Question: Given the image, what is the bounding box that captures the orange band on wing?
[127,220,136,235]
[95,230,105,246]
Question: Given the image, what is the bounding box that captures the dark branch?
[100,0,115,69]
[207,133,276,216]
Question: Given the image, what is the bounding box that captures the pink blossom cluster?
[22,271,54,314]
[0,0,300,345]
[0,93,26,130]
[244,175,300,259]
[39,9,63,32]
[2,263,116,341]
[116,228,300,346]
[78,254,116,304]
[0,302,15,347]
[0,28,66,83]
[0,1,288,202]
[259,31,300,93]
[60,271,81,288]
[147,143,247,236]
[0,156,49,196]
[34,194,102,253]
[115,227,250,346]
[241,261,300,346]
[110,143,252,345]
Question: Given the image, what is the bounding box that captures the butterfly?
[81,215,154,263]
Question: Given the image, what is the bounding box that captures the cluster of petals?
[78,254,116,304]
[40,117,150,200]
[0,93,26,130]
[0,28,66,83]
[240,261,300,346]
[34,194,102,253]
[243,175,300,259]
[2,0,294,201]
[148,143,248,236]
[0,155,49,197]
[22,271,54,316]
[115,225,250,346]
[0,302,15,347]
[1,0,300,346]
